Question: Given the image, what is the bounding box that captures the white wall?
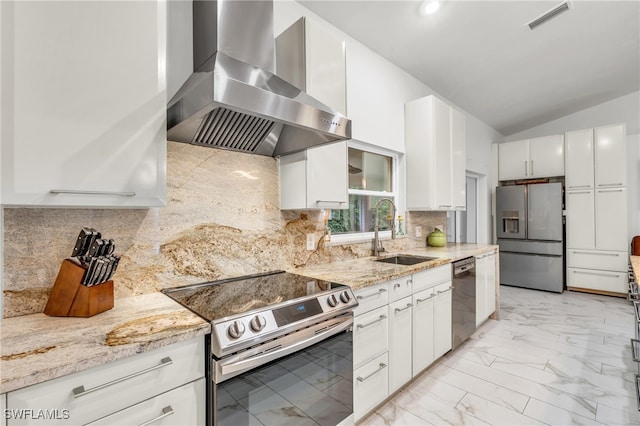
[501,91,640,244]
[275,0,503,243]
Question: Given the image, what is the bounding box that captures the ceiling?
[298,0,640,136]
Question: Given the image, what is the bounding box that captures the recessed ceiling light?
[421,0,440,15]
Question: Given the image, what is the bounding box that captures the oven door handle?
[216,317,352,382]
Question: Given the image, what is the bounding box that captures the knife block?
[44,260,114,317]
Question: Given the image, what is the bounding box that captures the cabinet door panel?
[451,107,466,210]
[475,255,487,326]
[354,353,388,421]
[2,1,166,207]
[565,129,594,190]
[498,140,528,181]
[529,134,564,178]
[434,97,452,209]
[433,281,452,359]
[595,124,626,188]
[566,190,595,250]
[353,306,389,368]
[306,141,348,209]
[388,298,412,393]
[485,254,497,317]
[412,288,435,375]
[595,188,628,251]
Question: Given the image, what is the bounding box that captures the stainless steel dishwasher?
[452,257,476,349]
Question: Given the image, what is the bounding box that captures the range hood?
[167,0,351,157]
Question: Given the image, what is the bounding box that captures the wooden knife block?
[44,259,114,317]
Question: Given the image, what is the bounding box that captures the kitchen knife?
[106,255,120,281]
[87,238,105,259]
[82,258,98,286]
[71,227,93,257]
[92,258,107,285]
[101,256,115,282]
[105,239,115,256]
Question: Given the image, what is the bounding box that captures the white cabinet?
[353,305,389,368]
[388,297,413,393]
[354,353,389,421]
[412,287,435,374]
[565,123,628,296]
[595,188,628,252]
[86,379,205,426]
[0,0,167,207]
[388,276,413,302]
[565,128,595,190]
[279,141,348,210]
[433,281,453,359]
[595,124,627,188]
[475,251,497,326]
[498,135,564,181]
[405,95,466,211]
[276,17,346,115]
[7,337,205,425]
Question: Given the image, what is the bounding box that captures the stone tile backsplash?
[2,142,444,318]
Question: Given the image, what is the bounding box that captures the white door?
[475,255,487,326]
[388,297,413,393]
[565,129,594,190]
[595,188,628,251]
[433,282,452,359]
[434,97,452,209]
[485,253,497,317]
[595,124,626,188]
[412,288,435,375]
[451,107,466,210]
[306,141,348,209]
[498,140,529,181]
[529,134,564,178]
[566,190,595,249]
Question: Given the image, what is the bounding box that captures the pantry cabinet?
[0,0,167,207]
[565,123,628,296]
[6,337,205,425]
[498,134,564,181]
[279,141,348,210]
[405,95,466,210]
[276,16,346,115]
[475,251,497,326]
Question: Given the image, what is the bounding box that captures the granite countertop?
[0,292,210,394]
[291,243,498,290]
[632,255,640,280]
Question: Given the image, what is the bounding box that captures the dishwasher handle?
[453,257,476,276]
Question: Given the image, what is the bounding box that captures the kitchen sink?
[375,255,439,265]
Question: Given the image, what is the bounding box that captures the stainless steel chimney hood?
[167,0,351,157]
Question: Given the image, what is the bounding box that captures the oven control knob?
[327,294,339,307]
[340,291,352,304]
[250,315,267,332]
[227,321,246,339]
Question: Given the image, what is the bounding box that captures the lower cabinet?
[388,297,413,393]
[6,337,205,425]
[475,251,497,326]
[352,264,452,421]
[567,249,628,295]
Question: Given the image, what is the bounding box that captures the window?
[328,146,397,238]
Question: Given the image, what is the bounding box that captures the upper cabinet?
[498,134,564,181]
[0,0,167,207]
[276,17,346,115]
[405,95,466,211]
[595,124,627,188]
[279,141,348,210]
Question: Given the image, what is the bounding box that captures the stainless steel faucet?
[373,198,396,256]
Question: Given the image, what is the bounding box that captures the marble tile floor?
[359,285,639,426]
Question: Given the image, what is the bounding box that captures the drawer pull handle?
[394,283,401,289]
[567,185,591,189]
[50,189,136,197]
[356,363,387,383]
[316,200,346,204]
[357,288,387,300]
[437,287,453,294]
[597,183,624,187]
[572,251,620,256]
[597,189,624,193]
[416,294,435,303]
[138,406,174,426]
[571,270,620,278]
[357,315,387,329]
[569,191,591,194]
[631,339,640,363]
[72,357,173,398]
[394,303,413,313]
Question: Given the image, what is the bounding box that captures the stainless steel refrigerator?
[497,182,564,293]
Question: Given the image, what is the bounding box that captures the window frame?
[328,141,400,245]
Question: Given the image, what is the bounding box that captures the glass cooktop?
[162,271,345,323]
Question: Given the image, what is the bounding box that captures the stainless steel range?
[163,271,358,426]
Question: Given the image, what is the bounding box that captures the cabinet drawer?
[7,337,204,425]
[353,282,389,316]
[413,264,452,293]
[354,305,389,368]
[388,276,413,303]
[567,268,627,294]
[354,352,389,421]
[567,249,627,271]
[86,378,205,426]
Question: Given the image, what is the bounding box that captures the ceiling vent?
[527,1,571,30]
